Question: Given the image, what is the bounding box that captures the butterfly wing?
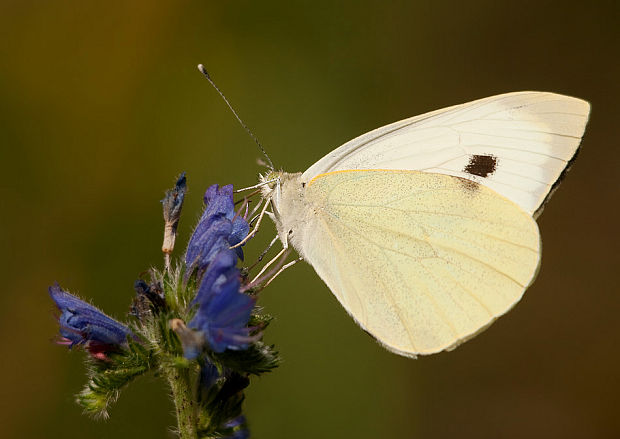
[297,170,540,356]
[301,92,590,217]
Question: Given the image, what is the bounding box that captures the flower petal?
[49,284,133,350]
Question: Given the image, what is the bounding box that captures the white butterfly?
[249,91,590,357]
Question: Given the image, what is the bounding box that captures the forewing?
[301,92,590,217]
[301,170,540,356]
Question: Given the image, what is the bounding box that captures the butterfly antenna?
[197,64,274,171]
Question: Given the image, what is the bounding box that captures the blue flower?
[181,183,258,356]
[49,283,134,359]
[188,249,258,353]
[191,248,239,307]
[222,416,249,439]
[185,184,250,272]
[196,363,250,439]
[199,360,220,391]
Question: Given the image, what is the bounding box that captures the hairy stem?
[165,367,197,439]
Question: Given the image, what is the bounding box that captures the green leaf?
[214,342,280,376]
[197,371,249,437]
[247,310,274,330]
[76,340,154,418]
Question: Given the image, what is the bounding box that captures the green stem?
[165,367,197,439]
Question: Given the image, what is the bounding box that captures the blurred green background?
[1,1,618,438]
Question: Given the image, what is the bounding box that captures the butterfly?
[209,85,590,358]
[249,91,592,357]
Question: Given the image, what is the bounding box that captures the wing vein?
[319,210,462,342]
[329,202,537,246]
[321,207,525,288]
[315,214,419,349]
[426,260,495,318]
[456,129,580,140]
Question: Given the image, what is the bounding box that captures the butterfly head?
[258,170,284,211]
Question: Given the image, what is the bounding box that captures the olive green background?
[1,1,618,438]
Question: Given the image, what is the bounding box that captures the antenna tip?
[197,64,210,78]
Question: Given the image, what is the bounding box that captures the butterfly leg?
[251,245,289,284]
[242,247,292,292]
[262,257,304,288]
[230,196,270,249]
[234,188,261,206]
[246,234,280,272]
[233,178,278,193]
[247,193,269,222]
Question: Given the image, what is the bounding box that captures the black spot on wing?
[464,154,498,178]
